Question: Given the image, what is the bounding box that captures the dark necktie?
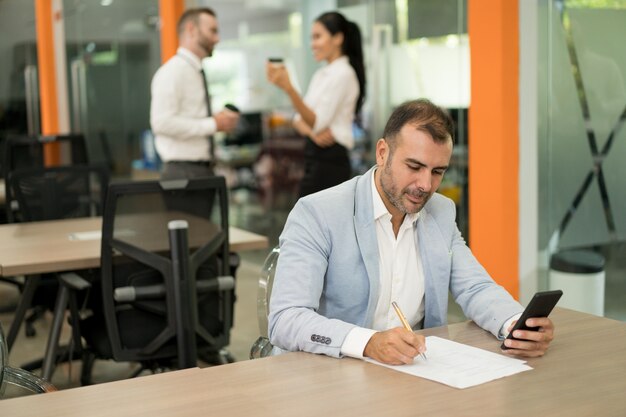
[200,68,215,160]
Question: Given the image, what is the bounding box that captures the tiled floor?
[1,190,624,396]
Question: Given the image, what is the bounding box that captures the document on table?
[364,336,532,389]
[68,229,136,241]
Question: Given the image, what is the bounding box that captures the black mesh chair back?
[2,165,108,362]
[7,165,108,222]
[86,177,233,368]
[2,134,88,222]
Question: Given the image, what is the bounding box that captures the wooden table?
[0,216,268,379]
[0,217,268,276]
[1,308,624,416]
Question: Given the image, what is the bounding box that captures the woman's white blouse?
[295,56,359,150]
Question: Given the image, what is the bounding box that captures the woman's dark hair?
[316,11,366,117]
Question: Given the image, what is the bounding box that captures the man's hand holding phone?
[502,317,555,358]
[501,290,562,358]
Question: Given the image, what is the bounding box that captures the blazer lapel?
[353,167,380,327]
[416,207,451,328]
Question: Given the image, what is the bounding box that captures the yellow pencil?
[392,301,427,361]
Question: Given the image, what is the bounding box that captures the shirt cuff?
[340,327,377,359]
[499,313,522,339]
[205,117,217,135]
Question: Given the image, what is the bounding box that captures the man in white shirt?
[150,7,238,180]
[269,99,556,365]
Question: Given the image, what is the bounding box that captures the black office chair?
[2,133,88,223]
[1,133,89,342]
[73,177,236,385]
[3,165,108,366]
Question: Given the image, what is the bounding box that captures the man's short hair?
[383,99,454,150]
[177,7,216,37]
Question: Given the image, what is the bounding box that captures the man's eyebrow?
[404,157,449,171]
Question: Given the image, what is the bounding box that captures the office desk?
[0,216,268,379]
[0,217,268,276]
[0,308,624,416]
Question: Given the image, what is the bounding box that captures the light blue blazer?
[269,167,523,357]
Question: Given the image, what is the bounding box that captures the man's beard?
[198,36,214,57]
[380,162,431,215]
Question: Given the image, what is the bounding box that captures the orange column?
[159,0,185,64]
[35,0,60,164]
[468,0,520,298]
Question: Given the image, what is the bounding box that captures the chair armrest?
[57,272,91,291]
[114,276,235,302]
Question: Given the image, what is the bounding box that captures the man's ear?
[375,138,387,166]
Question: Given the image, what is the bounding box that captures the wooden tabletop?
[1,308,624,416]
[0,217,268,276]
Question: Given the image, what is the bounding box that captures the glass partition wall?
[0,1,38,148]
[538,0,626,320]
[63,0,161,176]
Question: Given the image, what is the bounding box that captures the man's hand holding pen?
[363,328,427,365]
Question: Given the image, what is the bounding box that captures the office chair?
[72,177,237,385]
[2,133,88,223]
[1,133,89,342]
[1,323,56,398]
[3,164,108,362]
[250,246,279,359]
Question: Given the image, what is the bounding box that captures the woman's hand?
[266,63,292,92]
[311,128,336,148]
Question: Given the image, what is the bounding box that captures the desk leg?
[41,285,69,381]
[6,276,40,351]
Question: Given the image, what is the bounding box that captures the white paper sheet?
[67,229,136,241]
[364,336,532,389]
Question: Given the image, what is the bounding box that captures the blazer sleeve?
[443,199,524,337]
[268,201,356,357]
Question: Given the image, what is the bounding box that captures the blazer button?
[311,334,317,342]
[325,337,331,345]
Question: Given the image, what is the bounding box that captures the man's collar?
[177,47,203,70]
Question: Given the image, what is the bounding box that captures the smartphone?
[500,290,563,349]
[224,103,240,113]
[268,57,284,68]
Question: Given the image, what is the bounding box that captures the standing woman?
[267,11,366,197]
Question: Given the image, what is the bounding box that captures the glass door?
[0,0,39,140]
[63,0,161,176]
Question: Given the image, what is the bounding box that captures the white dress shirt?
[150,47,217,162]
[294,56,359,150]
[341,169,426,358]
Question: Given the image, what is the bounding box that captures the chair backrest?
[1,323,56,397]
[250,246,279,359]
[2,134,89,222]
[98,177,233,367]
[7,165,109,222]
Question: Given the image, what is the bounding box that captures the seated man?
[268,99,554,365]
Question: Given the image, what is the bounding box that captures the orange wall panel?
[468,0,520,298]
[35,0,60,164]
[159,0,185,63]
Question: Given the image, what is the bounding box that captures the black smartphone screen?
[500,290,563,349]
